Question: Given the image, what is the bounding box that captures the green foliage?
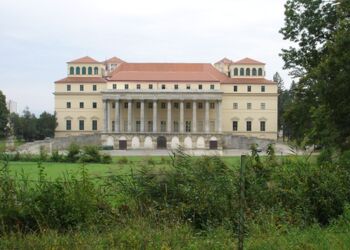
[66,143,81,163]
[117,156,129,164]
[0,90,9,138]
[80,145,101,163]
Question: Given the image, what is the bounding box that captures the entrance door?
[157,136,167,149]
[119,140,127,150]
[209,140,218,150]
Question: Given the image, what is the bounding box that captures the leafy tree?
[36,112,57,139]
[0,90,9,138]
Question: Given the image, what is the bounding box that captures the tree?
[0,90,9,138]
[36,112,57,139]
[280,0,350,150]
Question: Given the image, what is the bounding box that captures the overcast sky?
[0,0,292,115]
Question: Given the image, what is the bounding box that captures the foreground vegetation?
[1,147,350,249]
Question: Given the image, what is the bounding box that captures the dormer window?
[94,67,99,75]
[234,68,238,76]
[252,68,257,76]
[82,67,86,75]
[258,68,263,76]
[246,68,250,76]
[76,67,80,75]
[88,67,92,75]
[240,68,244,76]
[69,67,74,75]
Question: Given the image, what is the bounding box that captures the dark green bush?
[117,156,128,165]
[66,143,80,163]
[101,154,112,164]
[80,145,101,163]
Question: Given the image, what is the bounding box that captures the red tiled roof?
[109,63,221,82]
[68,56,101,64]
[103,56,125,64]
[215,57,234,65]
[233,57,265,65]
[55,77,107,83]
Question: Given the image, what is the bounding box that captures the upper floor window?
[161,84,166,89]
[210,84,215,90]
[66,102,71,108]
[261,86,265,92]
[258,68,263,76]
[233,85,238,92]
[79,120,84,131]
[174,102,179,109]
[76,67,80,75]
[246,121,252,131]
[125,84,129,89]
[210,102,215,109]
[69,67,74,75]
[247,86,251,92]
[198,102,203,109]
[94,67,99,75]
[137,84,141,89]
[161,102,166,109]
[232,121,238,131]
[175,84,179,90]
[124,102,128,109]
[67,85,71,91]
[186,102,191,109]
[148,102,153,109]
[113,84,117,89]
[233,103,238,109]
[240,68,244,76]
[92,102,97,109]
[82,67,86,75]
[149,84,153,89]
[80,85,84,91]
[234,68,238,76]
[88,67,92,75]
[246,68,250,76]
[93,85,97,91]
[136,102,141,109]
[199,84,202,90]
[92,120,98,131]
[66,120,71,131]
[252,68,257,76]
[261,103,266,110]
[260,121,266,131]
[247,103,252,109]
[186,84,191,90]
[79,102,84,108]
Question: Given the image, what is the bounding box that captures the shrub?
[50,150,64,162]
[117,157,128,165]
[101,154,112,164]
[80,145,101,163]
[66,143,80,163]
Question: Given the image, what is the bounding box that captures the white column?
[140,100,145,133]
[114,100,120,133]
[192,100,197,133]
[167,100,172,133]
[153,100,157,132]
[205,100,209,133]
[127,100,132,132]
[180,100,184,133]
[104,100,109,132]
[216,100,222,133]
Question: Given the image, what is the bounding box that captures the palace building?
[54,56,277,149]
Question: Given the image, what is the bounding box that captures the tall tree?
[0,90,9,138]
[36,112,57,139]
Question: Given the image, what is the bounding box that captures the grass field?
[6,156,241,180]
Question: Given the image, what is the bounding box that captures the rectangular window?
[198,121,204,132]
[92,102,97,109]
[160,121,166,132]
[136,102,141,109]
[161,102,166,109]
[232,121,238,131]
[233,85,238,92]
[233,103,238,109]
[161,84,166,89]
[112,121,115,132]
[125,84,129,89]
[247,103,252,110]
[66,102,71,109]
[93,85,97,91]
[80,85,84,91]
[210,84,215,90]
[260,121,266,132]
[261,86,265,92]
[246,121,252,131]
[79,102,84,108]
[124,102,128,109]
[199,84,203,90]
[210,102,215,109]
[185,121,191,132]
[186,84,191,90]
[198,102,203,109]
[67,85,71,91]
[92,120,97,131]
[79,120,84,131]
[112,103,115,109]
[113,84,117,89]
[174,102,179,109]
[247,86,251,92]
[136,121,141,132]
[261,103,266,110]
[175,84,179,90]
[137,84,141,89]
[148,102,153,109]
[147,121,153,132]
[66,120,71,130]
[149,84,153,89]
[173,121,179,132]
[186,102,191,109]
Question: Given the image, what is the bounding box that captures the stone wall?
[222,135,274,150]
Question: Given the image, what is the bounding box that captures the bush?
[66,143,81,163]
[101,154,112,164]
[80,146,101,163]
[117,157,128,165]
[50,150,64,162]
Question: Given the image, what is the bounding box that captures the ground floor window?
[136,121,141,132]
[66,120,71,130]
[92,120,97,131]
[246,121,252,131]
[232,121,238,131]
[260,121,266,132]
[160,121,166,132]
[185,121,191,132]
[148,121,153,132]
[173,121,179,132]
[79,120,84,131]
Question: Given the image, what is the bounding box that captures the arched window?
[246,68,250,76]
[252,68,257,76]
[240,68,244,76]
[88,67,92,75]
[234,68,238,76]
[69,66,74,75]
[94,67,99,75]
[258,68,263,76]
[76,67,80,75]
[82,67,86,75]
